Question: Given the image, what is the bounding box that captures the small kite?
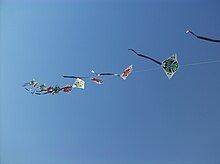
[120,65,133,80]
[186,30,220,43]
[23,79,39,94]
[23,79,38,88]
[128,48,179,79]
[73,78,85,89]
[91,65,133,80]
[35,83,47,93]
[61,85,73,93]
[35,86,54,95]
[53,85,62,94]
[90,77,104,84]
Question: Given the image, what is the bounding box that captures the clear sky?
[1,0,220,164]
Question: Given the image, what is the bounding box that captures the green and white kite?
[161,54,179,79]
[73,78,85,89]
[128,48,179,79]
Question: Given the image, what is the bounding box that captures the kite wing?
[161,54,179,79]
[73,78,85,89]
[120,65,133,80]
[186,30,220,43]
[128,48,162,65]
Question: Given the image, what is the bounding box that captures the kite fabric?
[161,55,179,79]
[120,65,133,80]
[90,77,104,84]
[186,30,220,43]
[61,85,73,93]
[73,78,85,89]
[128,48,179,79]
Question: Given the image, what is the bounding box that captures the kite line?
[131,59,220,74]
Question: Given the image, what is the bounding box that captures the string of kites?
[23,30,220,95]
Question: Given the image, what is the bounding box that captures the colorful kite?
[128,48,179,79]
[53,85,62,94]
[186,30,220,43]
[73,78,85,89]
[23,79,38,88]
[120,65,133,80]
[161,55,179,79]
[23,79,39,94]
[35,84,74,95]
[90,77,104,84]
[35,83,47,93]
[61,85,73,93]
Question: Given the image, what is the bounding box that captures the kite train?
[186,30,220,43]
[128,48,179,79]
[24,28,220,96]
[23,78,85,95]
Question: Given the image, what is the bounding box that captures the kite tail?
[186,30,197,37]
[186,29,220,43]
[197,36,220,42]
[128,48,162,65]
[99,73,120,76]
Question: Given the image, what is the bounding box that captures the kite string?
[180,59,220,67]
[86,59,220,82]
[133,59,220,73]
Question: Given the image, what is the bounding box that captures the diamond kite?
[73,78,85,89]
[128,48,179,79]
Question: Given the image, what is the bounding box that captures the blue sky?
[1,0,220,164]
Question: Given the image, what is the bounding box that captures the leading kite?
[128,48,179,79]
